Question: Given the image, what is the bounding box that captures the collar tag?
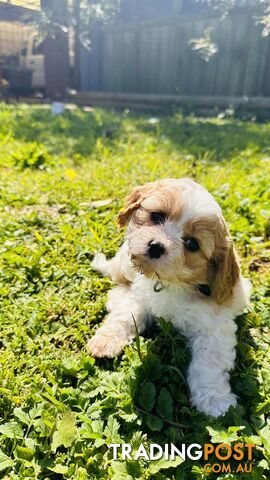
[153,280,164,293]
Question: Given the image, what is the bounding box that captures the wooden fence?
[79,7,270,97]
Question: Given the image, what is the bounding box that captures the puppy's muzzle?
[147,240,165,259]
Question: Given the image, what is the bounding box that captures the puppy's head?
[117,178,239,304]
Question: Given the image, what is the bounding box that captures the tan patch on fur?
[117,179,184,227]
[184,217,217,259]
[212,237,240,304]
[117,184,155,227]
[181,217,218,288]
[201,216,240,304]
[183,216,240,303]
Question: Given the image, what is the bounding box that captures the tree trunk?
[40,0,70,100]
[73,0,81,91]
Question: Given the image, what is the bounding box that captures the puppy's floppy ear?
[117,184,153,227]
[212,230,240,304]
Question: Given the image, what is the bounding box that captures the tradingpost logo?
[109,442,255,474]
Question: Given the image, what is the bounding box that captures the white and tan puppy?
[88,178,251,417]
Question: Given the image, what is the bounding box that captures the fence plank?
[80,9,267,97]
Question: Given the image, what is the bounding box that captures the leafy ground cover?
[0,103,269,480]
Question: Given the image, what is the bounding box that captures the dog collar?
[196,284,211,296]
[153,281,211,296]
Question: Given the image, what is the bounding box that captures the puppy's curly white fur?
[88,178,251,417]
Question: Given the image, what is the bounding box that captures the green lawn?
[0,104,269,480]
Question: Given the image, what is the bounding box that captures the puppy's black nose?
[148,241,165,259]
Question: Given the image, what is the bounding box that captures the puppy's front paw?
[91,252,107,272]
[195,392,237,417]
[87,332,128,358]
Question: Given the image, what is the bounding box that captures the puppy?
[88,178,251,417]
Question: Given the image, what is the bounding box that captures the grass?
[0,103,269,480]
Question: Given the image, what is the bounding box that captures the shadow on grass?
[136,114,270,162]
[107,315,262,480]
[10,107,125,156]
[127,314,263,475]
[9,106,270,162]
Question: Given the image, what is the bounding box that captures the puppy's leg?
[88,285,149,358]
[187,324,237,417]
[91,241,135,284]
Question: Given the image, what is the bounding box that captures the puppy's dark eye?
[184,237,199,252]
[151,212,166,224]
